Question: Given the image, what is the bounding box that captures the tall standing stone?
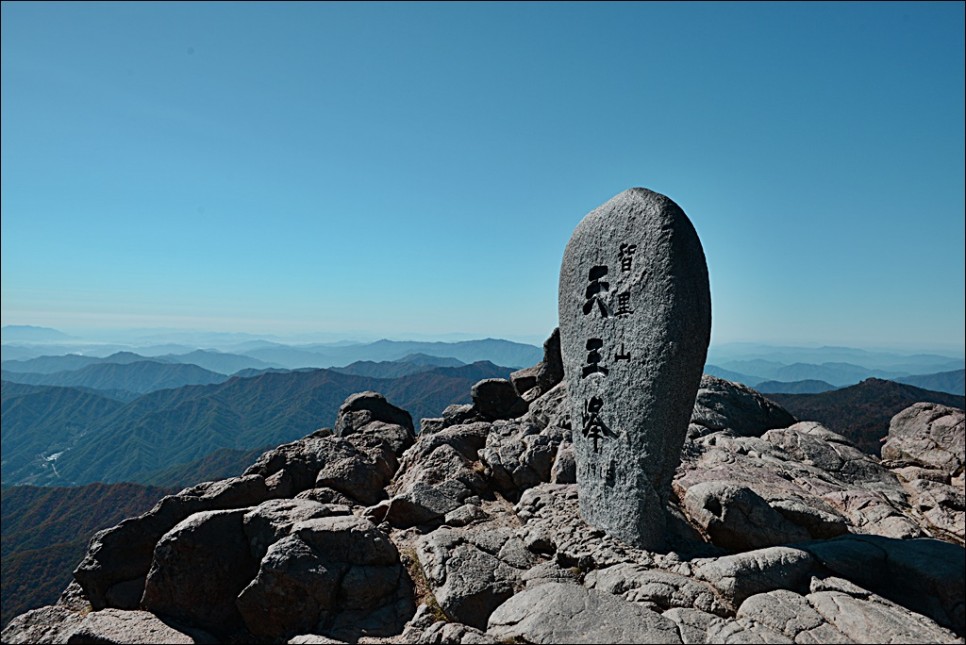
[558,188,711,549]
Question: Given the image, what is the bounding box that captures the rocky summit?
[2,329,964,644]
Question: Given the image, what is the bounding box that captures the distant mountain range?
[2,361,228,394]
[238,338,541,369]
[766,378,965,455]
[1,349,281,376]
[0,325,75,342]
[1,361,514,487]
[1,337,542,370]
[707,343,964,372]
[755,379,837,394]
[896,369,965,396]
[331,353,466,379]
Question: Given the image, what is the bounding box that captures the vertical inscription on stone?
[558,188,711,550]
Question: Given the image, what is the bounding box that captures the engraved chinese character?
[619,243,637,272]
[582,396,613,452]
[615,291,633,316]
[582,266,611,317]
[582,338,609,378]
[614,343,631,361]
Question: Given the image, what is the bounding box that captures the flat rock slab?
[559,187,710,549]
[487,582,682,644]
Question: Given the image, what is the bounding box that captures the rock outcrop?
[881,402,965,544]
[4,366,964,644]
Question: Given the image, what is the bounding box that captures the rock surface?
[881,402,965,544]
[487,582,683,644]
[882,402,964,475]
[558,187,712,549]
[5,385,965,645]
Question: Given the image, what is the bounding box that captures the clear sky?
[2,2,964,350]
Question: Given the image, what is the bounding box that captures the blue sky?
[2,2,964,350]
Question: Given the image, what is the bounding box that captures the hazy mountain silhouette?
[1,351,163,374]
[703,364,761,384]
[754,379,837,394]
[896,369,965,396]
[241,338,540,369]
[1,361,228,394]
[331,354,467,379]
[155,350,283,375]
[0,325,74,342]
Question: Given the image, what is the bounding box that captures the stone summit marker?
[559,187,711,549]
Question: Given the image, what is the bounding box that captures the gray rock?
[236,515,411,641]
[675,422,922,544]
[487,582,682,644]
[293,515,399,566]
[236,534,344,639]
[287,635,346,644]
[141,508,258,635]
[691,375,797,437]
[882,402,964,476]
[510,366,540,397]
[334,390,415,439]
[550,444,576,484]
[692,546,814,608]
[511,328,564,400]
[104,576,146,610]
[244,434,351,497]
[683,481,810,551]
[802,534,965,636]
[444,502,488,527]
[662,607,727,644]
[807,590,962,644]
[537,327,564,393]
[421,621,496,644]
[74,474,275,610]
[521,561,580,587]
[57,580,92,613]
[416,527,535,630]
[737,589,852,643]
[0,606,216,645]
[384,424,490,528]
[385,480,468,527]
[480,419,559,494]
[242,498,348,560]
[559,187,711,550]
[420,405,481,435]
[314,442,394,506]
[768,497,848,540]
[66,608,214,644]
[585,563,726,615]
[514,483,656,571]
[0,606,86,644]
[471,378,529,420]
[903,477,965,543]
[524,381,571,432]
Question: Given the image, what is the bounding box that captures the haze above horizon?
[2,2,964,352]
